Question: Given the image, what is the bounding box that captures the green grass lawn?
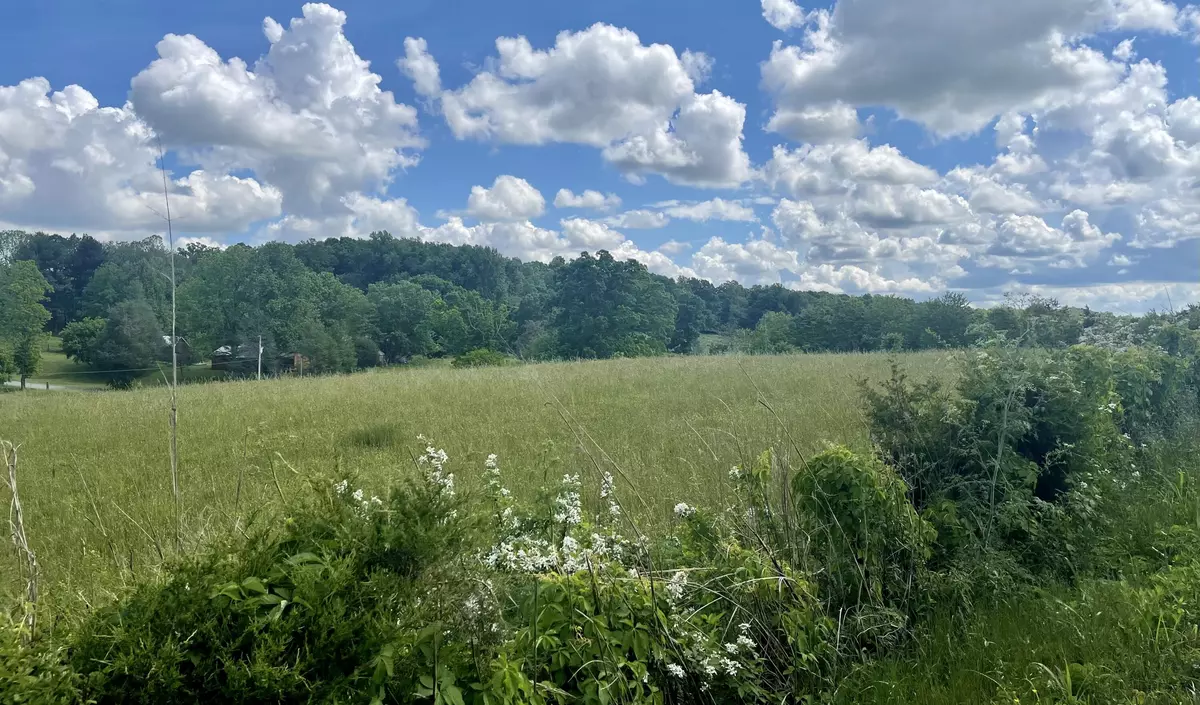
[9,336,231,390]
[0,350,949,615]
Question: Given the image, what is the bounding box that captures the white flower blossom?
[419,444,456,497]
[724,642,739,654]
[667,570,687,603]
[673,503,695,519]
[352,488,364,502]
[334,480,348,496]
[729,466,742,480]
[553,474,582,525]
[600,472,622,519]
[720,657,739,676]
[666,663,685,679]
[736,634,755,650]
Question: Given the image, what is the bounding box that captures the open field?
[0,351,949,615]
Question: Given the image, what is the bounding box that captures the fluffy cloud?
[691,237,800,284]
[415,24,752,187]
[604,210,671,229]
[130,4,424,220]
[796,263,943,294]
[265,192,421,242]
[662,198,757,222]
[467,175,546,222]
[0,78,281,233]
[398,37,441,97]
[759,0,1160,137]
[763,140,938,197]
[978,280,1200,312]
[554,188,621,210]
[766,102,860,144]
[981,210,1120,269]
[761,0,810,31]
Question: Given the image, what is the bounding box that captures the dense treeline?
[2,229,1197,386]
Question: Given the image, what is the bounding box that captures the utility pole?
[257,336,263,381]
[157,139,181,553]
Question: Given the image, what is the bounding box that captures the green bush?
[0,618,78,704]
[791,446,934,647]
[864,343,1136,579]
[451,348,513,369]
[70,451,474,704]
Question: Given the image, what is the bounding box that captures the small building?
[159,336,193,365]
[210,344,258,373]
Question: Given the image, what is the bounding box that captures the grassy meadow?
[0,351,949,617]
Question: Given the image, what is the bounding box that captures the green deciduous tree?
[552,251,677,359]
[368,280,439,362]
[61,317,107,367]
[90,300,164,388]
[0,260,53,388]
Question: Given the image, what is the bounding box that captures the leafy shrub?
[864,342,1135,579]
[70,449,474,704]
[0,618,78,704]
[791,446,934,638]
[452,348,513,369]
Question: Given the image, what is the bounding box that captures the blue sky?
[1,0,1199,311]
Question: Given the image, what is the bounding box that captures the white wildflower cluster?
[1098,401,1119,414]
[728,466,742,481]
[560,532,626,573]
[666,663,685,679]
[553,474,582,525]
[463,594,481,620]
[486,531,627,575]
[1079,316,1141,352]
[735,622,756,653]
[600,472,621,520]
[333,479,382,517]
[673,503,696,519]
[480,463,638,578]
[485,454,502,492]
[484,536,559,573]
[483,453,519,531]
[419,444,455,498]
[666,570,688,604]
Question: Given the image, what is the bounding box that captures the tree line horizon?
[1,229,1194,387]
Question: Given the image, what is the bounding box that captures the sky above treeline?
[2,0,1199,312]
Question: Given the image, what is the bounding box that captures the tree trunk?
[19,375,25,390]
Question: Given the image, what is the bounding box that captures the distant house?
[210,344,258,373]
[277,352,311,375]
[159,336,193,365]
[211,344,310,376]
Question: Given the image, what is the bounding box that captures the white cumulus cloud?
[467,175,546,222]
[554,188,622,210]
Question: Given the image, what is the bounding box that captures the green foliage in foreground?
[6,333,1200,703]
